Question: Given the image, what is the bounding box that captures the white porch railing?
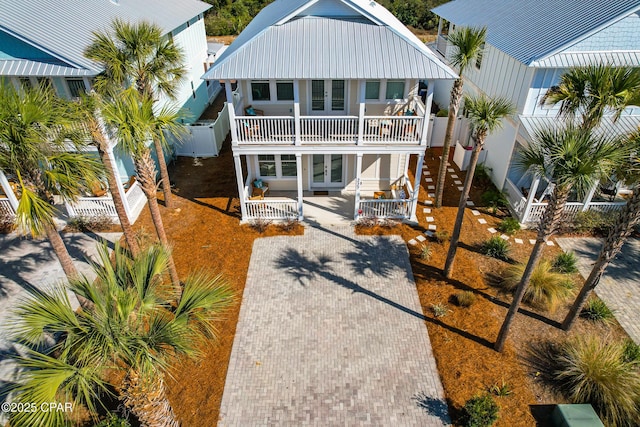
[234,115,424,145]
[504,178,527,217]
[67,181,147,224]
[358,199,412,218]
[0,198,14,217]
[245,199,298,220]
[514,197,626,225]
[125,181,147,222]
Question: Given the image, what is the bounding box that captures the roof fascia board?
[0,27,92,72]
[275,0,322,25]
[275,0,384,26]
[531,4,640,65]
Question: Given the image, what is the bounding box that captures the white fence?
[358,199,412,218]
[0,198,14,217]
[176,103,230,157]
[66,181,147,224]
[245,199,298,220]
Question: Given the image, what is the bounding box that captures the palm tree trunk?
[135,149,181,292]
[91,122,140,257]
[444,136,485,277]
[153,136,174,209]
[495,186,571,351]
[44,224,92,309]
[435,77,464,208]
[122,371,179,427]
[562,185,640,330]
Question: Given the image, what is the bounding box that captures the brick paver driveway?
[219,225,449,426]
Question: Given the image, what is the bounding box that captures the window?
[385,81,405,100]
[475,43,485,69]
[258,155,276,177]
[280,155,297,177]
[331,80,345,111]
[191,81,196,99]
[67,79,85,98]
[251,81,270,101]
[365,81,380,100]
[276,82,294,101]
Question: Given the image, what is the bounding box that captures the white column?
[225,82,238,146]
[83,77,93,92]
[410,154,425,220]
[233,154,248,220]
[582,180,599,211]
[0,170,19,211]
[293,80,301,146]
[354,154,363,219]
[107,146,132,221]
[420,82,434,146]
[522,175,540,223]
[296,153,303,220]
[357,80,366,145]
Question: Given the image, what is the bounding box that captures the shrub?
[454,291,477,307]
[482,236,510,261]
[480,189,507,213]
[249,218,272,233]
[497,218,520,235]
[94,414,132,427]
[462,393,499,427]
[474,165,493,189]
[278,218,299,232]
[568,210,617,234]
[581,298,615,323]
[431,303,450,318]
[548,336,640,427]
[489,380,512,397]
[552,251,578,274]
[66,214,114,232]
[420,243,432,260]
[623,339,640,364]
[501,261,574,312]
[436,108,449,117]
[435,230,450,244]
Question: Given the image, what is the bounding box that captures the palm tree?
[562,131,640,330]
[86,19,186,208]
[8,243,234,427]
[541,65,640,130]
[443,95,514,277]
[0,82,104,307]
[100,88,183,290]
[434,26,487,208]
[494,125,625,351]
[77,93,140,256]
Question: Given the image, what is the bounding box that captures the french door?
[310,80,346,114]
[311,154,343,187]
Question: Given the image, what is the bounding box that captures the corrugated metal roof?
[519,115,640,141]
[205,15,456,80]
[432,0,640,65]
[530,51,640,68]
[0,59,95,77]
[0,0,211,74]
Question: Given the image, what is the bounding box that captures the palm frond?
[15,185,56,237]
[447,26,487,74]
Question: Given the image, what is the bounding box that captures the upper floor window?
[365,81,380,100]
[475,43,485,69]
[67,79,85,98]
[276,81,294,101]
[251,81,270,101]
[385,81,405,100]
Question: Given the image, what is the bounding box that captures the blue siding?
[0,32,58,61]
[178,80,210,124]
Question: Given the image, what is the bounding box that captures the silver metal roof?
[0,59,95,77]
[530,51,640,68]
[519,115,640,142]
[0,0,211,74]
[432,0,640,66]
[205,16,456,80]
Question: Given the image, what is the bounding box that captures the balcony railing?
[234,115,424,145]
[245,199,298,220]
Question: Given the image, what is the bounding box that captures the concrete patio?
[219,225,449,426]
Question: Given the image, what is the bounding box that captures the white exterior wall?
[481,118,519,191]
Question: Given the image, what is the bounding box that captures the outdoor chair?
[245,105,264,116]
[251,179,269,199]
[90,182,108,197]
[123,175,137,191]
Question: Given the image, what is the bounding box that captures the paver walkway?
[556,237,640,343]
[219,225,449,426]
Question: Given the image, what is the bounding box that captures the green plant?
[436,108,449,117]
[547,336,640,427]
[623,339,640,364]
[431,303,450,318]
[454,291,477,307]
[420,243,432,260]
[581,298,616,323]
[462,393,499,427]
[480,189,507,213]
[568,210,617,234]
[496,217,520,235]
[501,261,574,312]
[435,230,450,243]
[474,164,494,189]
[482,236,510,261]
[489,380,512,397]
[94,414,132,427]
[552,251,579,273]
[67,214,114,232]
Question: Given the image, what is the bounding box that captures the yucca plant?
[501,260,574,312]
[482,236,510,261]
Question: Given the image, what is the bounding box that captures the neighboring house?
[430,0,640,224]
[0,0,213,223]
[203,0,456,222]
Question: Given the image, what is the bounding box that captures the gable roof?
[432,0,640,66]
[204,0,456,80]
[0,0,210,75]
